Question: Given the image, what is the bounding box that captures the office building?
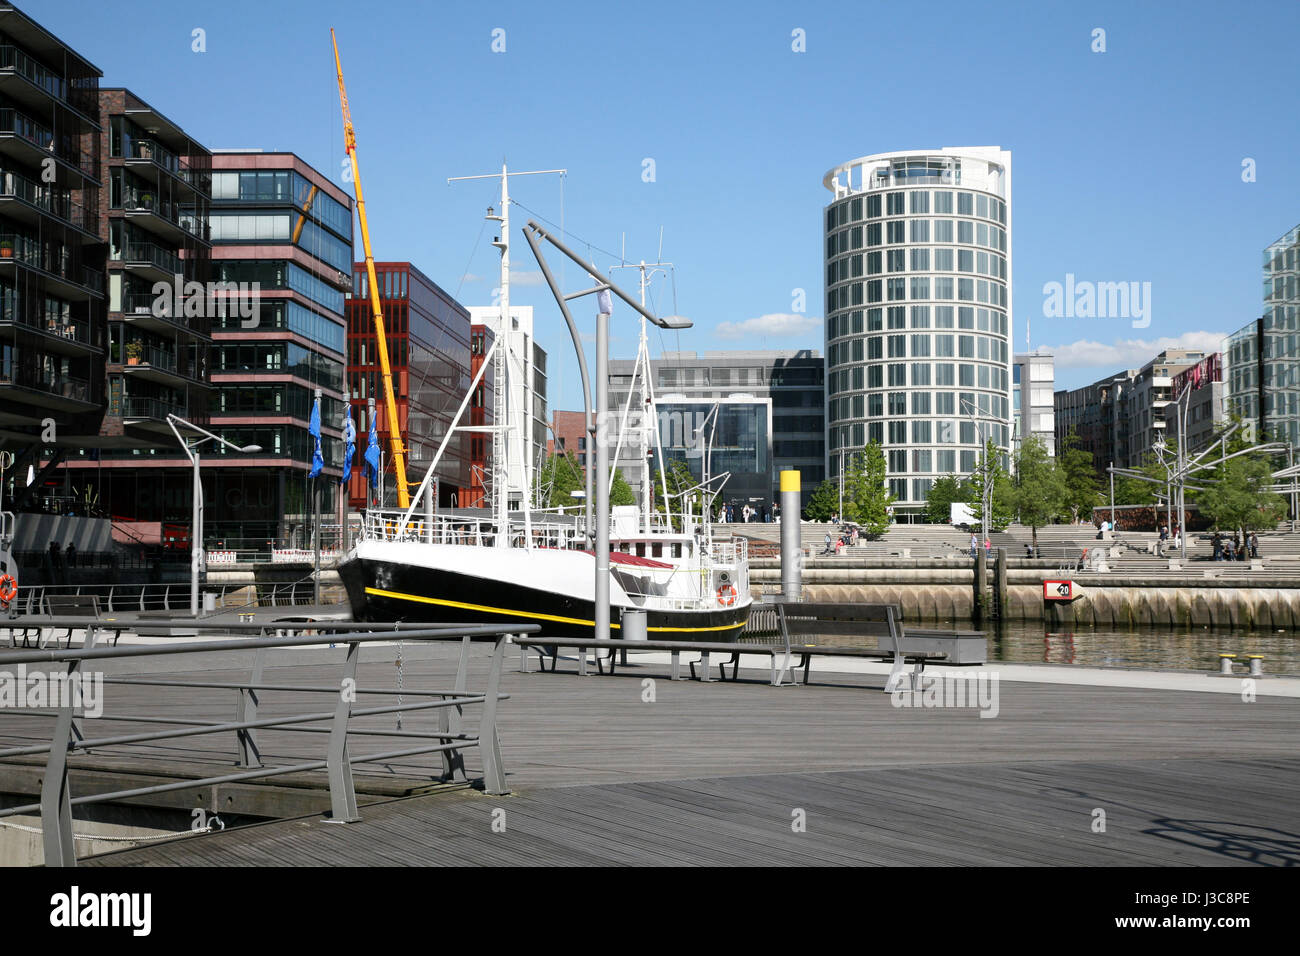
[349,262,473,509]
[467,305,547,510]
[463,321,494,508]
[607,349,823,509]
[1165,352,1224,453]
[1013,352,1055,458]
[548,409,587,470]
[822,147,1013,520]
[1227,223,1300,446]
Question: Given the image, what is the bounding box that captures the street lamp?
[960,398,999,539]
[167,414,261,617]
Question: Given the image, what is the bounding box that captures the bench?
[4,597,131,649]
[773,603,985,691]
[517,637,783,684]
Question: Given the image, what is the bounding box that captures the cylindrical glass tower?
[822,147,1013,521]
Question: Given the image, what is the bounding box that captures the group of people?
[717,502,777,524]
[821,523,860,555]
[1156,523,1182,554]
[1212,532,1259,562]
[969,533,992,559]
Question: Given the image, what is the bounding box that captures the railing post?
[439,635,471,781]
[236,646,265,768]
[479,635,510,796]
[41,660,79,867]
[325,641,361,823]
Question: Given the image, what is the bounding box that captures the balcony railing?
[0,297,93,346]
[122,185,207,240]
[0,108,97,179]
[120,395,186,420]
[122,239,181,275]
[0,167,96,231]
[123,343,178,373]
[0,45,66,101]
[0,233,103,294]
[0,365,90,402]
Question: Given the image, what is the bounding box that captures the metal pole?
[780,470,802,601]
[314,387,322,606]
[191,449,201,617]
[837,448,844,518]
[1109,460,1114,523]
[594,309,611,641]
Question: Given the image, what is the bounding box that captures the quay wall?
[748,560,1300,629]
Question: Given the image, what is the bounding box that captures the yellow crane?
[331,28,410,508]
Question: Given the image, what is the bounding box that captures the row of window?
[827,361,1010,396]
[828,305,1008,339]
[208,214,352,275]
[211,170,351,238]
[828,333,1009,367]
[826,218,1008,258]
[829,391,1010,422]
[826,189,1007,230]
[213,299,345,354]
[213,383,346,424]
[831,421,1010,456]
[828,247,1007,284]
[212,341,344,393]
[828,276,1007,309]
[217,260,345,316]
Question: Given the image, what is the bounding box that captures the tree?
[1011,435,1068,552]
[1193,424,1287,545]
[536,451,585,511]
[651,459,705,528]
[803,478,839,521]
[924,474,970,524]
[1059,428,1100,522]
[841,442,893,536]
[965,438,1013,532]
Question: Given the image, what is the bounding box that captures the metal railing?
[3,580,330,617]
[122,239,181,275]
[0,618,536,866]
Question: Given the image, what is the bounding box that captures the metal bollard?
[1247,655,1264,677]
[1218,653,1237,675]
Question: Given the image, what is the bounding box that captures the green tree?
[1011,435,1068,552]
[924,474,970,524]
[842,442,893,536]
[651,459,705,529]
[1059,428,1100,521]
[610,469,636,507]
[1193,420,1287,544]
[965,438,1013,532]
[536,451,586,511]
[803,478,839,521]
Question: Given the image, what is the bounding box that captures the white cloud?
[461,272,485,283]
[714,313,821,341]
[1044,330,1227,370]
[509,269,546,287]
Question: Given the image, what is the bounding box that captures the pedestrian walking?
[1250,532,1259,559]
[969,533,978,559]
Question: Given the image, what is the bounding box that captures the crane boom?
[331,28,410,508]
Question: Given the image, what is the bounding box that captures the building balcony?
[120,186,209,244]
[119,395,187,422]
[0,167,97,234]
[0,107,98,186]
[121,137,210,196]
[0,301,97,356]
[0,366,94,411]
[120,239,181,283]
[0,234,103,299]
[120,290,211,340]
[0,44,98,125]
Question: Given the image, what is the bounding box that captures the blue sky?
[26,0,1300,404]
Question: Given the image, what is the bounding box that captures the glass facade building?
[348,262,475,510]
[655,398,773,512]
[1227,223,1300,447]
[822,147,1012,519]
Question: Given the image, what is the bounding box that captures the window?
[867,308,883,331]
[934,191,953,214]
[888,364,906,386]
[887,192,905,215]
[911,363,931,385]
[911,306,930,328]
[911,392,931,415]
[936,392,955,414]
[936,363,955,385]
[935,306,954,328]
[910,249,930,271]
[911,334,931,357]
[887,249,906,272]
[887,278,906,301]
[887,221,905,243]
[888,421,907,443]
[909,219,930,243]
[889,449,907,471]
[934,220,953,243]
[909,191,930,214]
[910,277,930,299]
[888,392,907,415]
[888,334,906,357]
[866,194,881,218]
[912,450,932,472]
[935,335,954,357]
[887,306,907,329]
[934,248,953,271]
[957,192,974,215]
[958,221,974,244]
[911,421,932,443]
[866,223,881,246]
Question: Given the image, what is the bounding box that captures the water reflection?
[991,622,1300,675]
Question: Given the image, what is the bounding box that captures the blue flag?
[364,410,381,488]
[340,410,356,485]
[308,396,324,479]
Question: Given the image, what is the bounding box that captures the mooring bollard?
[1247,654,1264,676]
[1218,653,1237,675]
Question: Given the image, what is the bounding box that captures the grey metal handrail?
[0,620,537,867]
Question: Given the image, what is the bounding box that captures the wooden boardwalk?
[2,642,1297,865]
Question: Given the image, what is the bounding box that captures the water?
[990,621,1300,676]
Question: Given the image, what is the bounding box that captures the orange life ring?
[0,573,16,605]
[716,583,737,607]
